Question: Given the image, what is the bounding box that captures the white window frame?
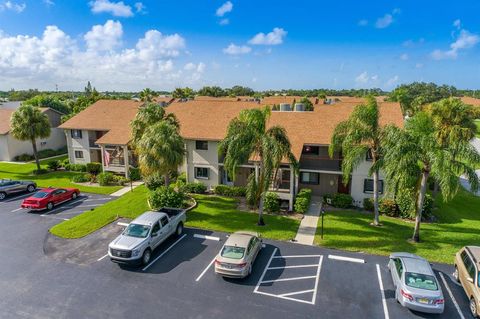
[363,179,384,194]
[194,167,210,180]
[74,150,84,159]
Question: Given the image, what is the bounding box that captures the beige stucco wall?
[65,129,92,164]
[350,159,386,207]
[184,139,220,190]
[0,135,10,161]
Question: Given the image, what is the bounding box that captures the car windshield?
[221,245,246,259]
[32,192,49,198]
[122,224,150,238]
[405,272,438,291]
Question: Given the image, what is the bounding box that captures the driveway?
[0,195,473,319]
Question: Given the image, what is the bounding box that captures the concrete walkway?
[110,181,144,197]
[294,196,322,245]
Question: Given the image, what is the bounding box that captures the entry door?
[337,176,351,194]
[223,170,234,186]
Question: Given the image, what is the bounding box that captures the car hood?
[109,235,146,250]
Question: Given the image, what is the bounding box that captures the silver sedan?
[0,179,37,200]
[388,252,444,314]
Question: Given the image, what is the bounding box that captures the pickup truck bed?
[158,207,185,218]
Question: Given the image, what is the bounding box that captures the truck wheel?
[0,192,6,201]
[142,249,151,266]
[47,202,54,210]
[27,185,35,193]
[471,298,478,318]
[72,192,77,200]
[176,223,183,237]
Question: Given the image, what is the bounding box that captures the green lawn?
[314,189,480,264]
[0,156,121,195]
[475,119,480,137]
[50,188,300,241]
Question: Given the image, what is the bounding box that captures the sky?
[0,0,480,91]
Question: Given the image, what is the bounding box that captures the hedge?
[294,188,312,213]
[213,185,247,197]
[264,192,280,213]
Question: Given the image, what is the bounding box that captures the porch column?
[100,145,105,173]
[289,165,295,211]
[123,145,129,178]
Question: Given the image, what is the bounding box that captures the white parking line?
[193,234,220,241]
[195,257,216,282]
[254,290,315,305]
[272,254,321,259]
[376,264,390,319]
[311,255,323,304]
[280,289,315,297]
[254,248,278,293]
[267,264,318,270]
[97,254,109,261]
[142,234,187,271]
[10,208,23,213]
[260,275,317,284]
[41,215,69,221]
[40,198,84,216]
[64,204,99,208]
[328,254,365,264]
[439,272,466,319]
[84,198,111,202]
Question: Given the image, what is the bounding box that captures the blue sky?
[0,0,479,91]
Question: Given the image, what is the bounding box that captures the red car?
[21,187,80,211]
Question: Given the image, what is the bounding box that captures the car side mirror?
[467,277,474,283]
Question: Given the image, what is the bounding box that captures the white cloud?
[216,1,232,17]
[223,43,251,55]
[431,29,479,60]
[248,27,287,45]
[43,0,54,6]
[84,20,123,52]
[385,75,399,88]
[355,71,369,84]
[415,63,424,69]
[375,14,393,29]
[403,38,425,47]
[358,19,368,26]
[134,2,145,13]
[400,53,409,61]
[0,1,26,13]
[453,19,461,29]
[219,18,229,25]
[89,0,133,17]
[0,23,196,90]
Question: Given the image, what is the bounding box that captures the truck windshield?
[123,224,151,238]
[221,246,245,259]
[405,272,438,291]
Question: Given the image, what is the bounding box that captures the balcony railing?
[89,140,99,148]
[299,157,342,171]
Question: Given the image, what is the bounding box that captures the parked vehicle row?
[0,179,37,200]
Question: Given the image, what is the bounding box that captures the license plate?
[418,298,429,304]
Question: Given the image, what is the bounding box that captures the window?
[151,222,160,236]
[302,145,319,155]
[195,140,208,150]
[300,172,319,185]
[405,272,438,291]
[462,251,476,280]
[221,246,246,259]
[74,150,84,159]
[160,216,169,227]
[393,258,403,277]
[195,167,209,179]
[71,130,82,139]
[363,179,384,194]
[366,149,373,161]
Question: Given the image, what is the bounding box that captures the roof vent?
[294,103,305,112]
[279,103,291,111]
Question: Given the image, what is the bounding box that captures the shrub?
[396,188,416,218]
[177,172,187,184]
[129,167,141,181]
[144,173,165,190]
[149,187,185,209]
[47,160,60,171]
[32,168,48,175]
[213,185,247,197]
[331,193,353,208]
[61,158,70,167]
[182,182,207,194]
[14,154,34,162]
[363,198,374,211]
[65,163,87,172]
[264,192,280,213]
[421,193,434,221]
[71,174,90,183]
[295,188,313,213]
[86,162,102,175]
[379,198,399,217]
[97,172,115,186]
[112,175,128,186]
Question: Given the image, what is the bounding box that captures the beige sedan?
[215,231,262,278]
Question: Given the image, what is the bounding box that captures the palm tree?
[139,88,155,102]
[219,106,297,226]
[329,96,384,226]
[136,122,185,186]
[10,105,51,171]
[383,112,480,242]
[131,102,179,145]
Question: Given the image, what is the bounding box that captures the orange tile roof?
[461,96,480,106]
[168,98,404,160]
[59,99,143,145]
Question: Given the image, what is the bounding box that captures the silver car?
[215,231,262,278]
[388,252,444,314]
[0,179,37,200]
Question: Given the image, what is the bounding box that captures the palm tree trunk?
[31,138,40,171]
[372,168,380,226]
[164,173,170,187]
[413,171,429,242]
[257,162,266,226]
[258,192,266,226]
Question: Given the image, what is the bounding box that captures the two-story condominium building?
[60,96,403,210]
[167,98,404,210]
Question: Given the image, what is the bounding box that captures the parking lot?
[0,194,475,319]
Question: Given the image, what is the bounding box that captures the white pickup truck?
[108,208,186,266]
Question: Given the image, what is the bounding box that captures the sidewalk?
[110,181,144,197]
[294,196,322,245]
